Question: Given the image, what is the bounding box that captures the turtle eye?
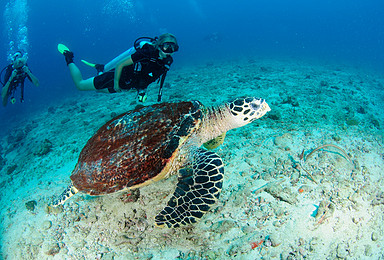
[250,103,260,110]
[250,98,264,110]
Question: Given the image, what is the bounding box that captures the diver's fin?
[57,44,70,54]
[82,60,105,74]
[81,59,97,68]
[203,132,226,150]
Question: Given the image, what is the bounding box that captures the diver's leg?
[20,81,25,102]
[67,63,97,91]
[62,49,97,91]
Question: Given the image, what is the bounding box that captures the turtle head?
[228,97,270,127]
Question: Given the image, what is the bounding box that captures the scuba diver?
[1,51,39,107]
[58,33,179,102]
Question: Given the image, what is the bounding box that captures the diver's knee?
[74,81,86,91]
[76,80,95,91]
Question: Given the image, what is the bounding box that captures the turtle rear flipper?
[51,184,78,207]
[155,149,224,228]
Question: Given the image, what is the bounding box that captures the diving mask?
[159,42,178,54]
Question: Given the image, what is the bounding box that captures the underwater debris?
[250,239,264,249]
[265,184,298,205]
[34,139,53,156]
[42,220,52,230]
[297,184,313,194]
[44,242,60,256]
[252,177,297,204]
[313,200,335,228]
[251,177,285,195]
[371,232,379,241]
[119,189,140,203]
[5,164,17,175]
[294,144,354,183]
[336,242,350,259]
[25,200,37,212]
[371,191,384,206]
[304,144,352,163]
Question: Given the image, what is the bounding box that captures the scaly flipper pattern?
[155,149,224,228]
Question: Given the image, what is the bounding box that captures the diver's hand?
[22,66,30,73]
[10,70,17,78]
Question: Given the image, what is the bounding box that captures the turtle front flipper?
[155,149,224,228]
[51,184,78,207]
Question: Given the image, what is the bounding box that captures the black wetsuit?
[2,64,32,102]
[93,43,172,93]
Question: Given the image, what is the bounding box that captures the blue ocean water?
[0,0,383,126]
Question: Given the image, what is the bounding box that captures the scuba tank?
[103,47,135,72]
[103,37,157,72]
[0,66,7,86]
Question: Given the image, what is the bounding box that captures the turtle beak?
[259,99,271,113]
[245,98,270,124]
[229,97,271,128]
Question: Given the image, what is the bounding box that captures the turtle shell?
[70,101,202,195]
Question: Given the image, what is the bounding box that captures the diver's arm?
[1,80,11,100]
[1,70,16,106]
[114,57,134,92]
[23,66,39,86]
[2,70,17,95]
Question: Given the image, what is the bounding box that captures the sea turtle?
[51,97,270,228]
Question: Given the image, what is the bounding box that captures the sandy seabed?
[0,57,383,259]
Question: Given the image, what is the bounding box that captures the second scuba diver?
[1,51,39,107]
[59,33,179,102]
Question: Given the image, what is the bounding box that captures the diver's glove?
[63,51,74,65]
[95,64,105,74]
